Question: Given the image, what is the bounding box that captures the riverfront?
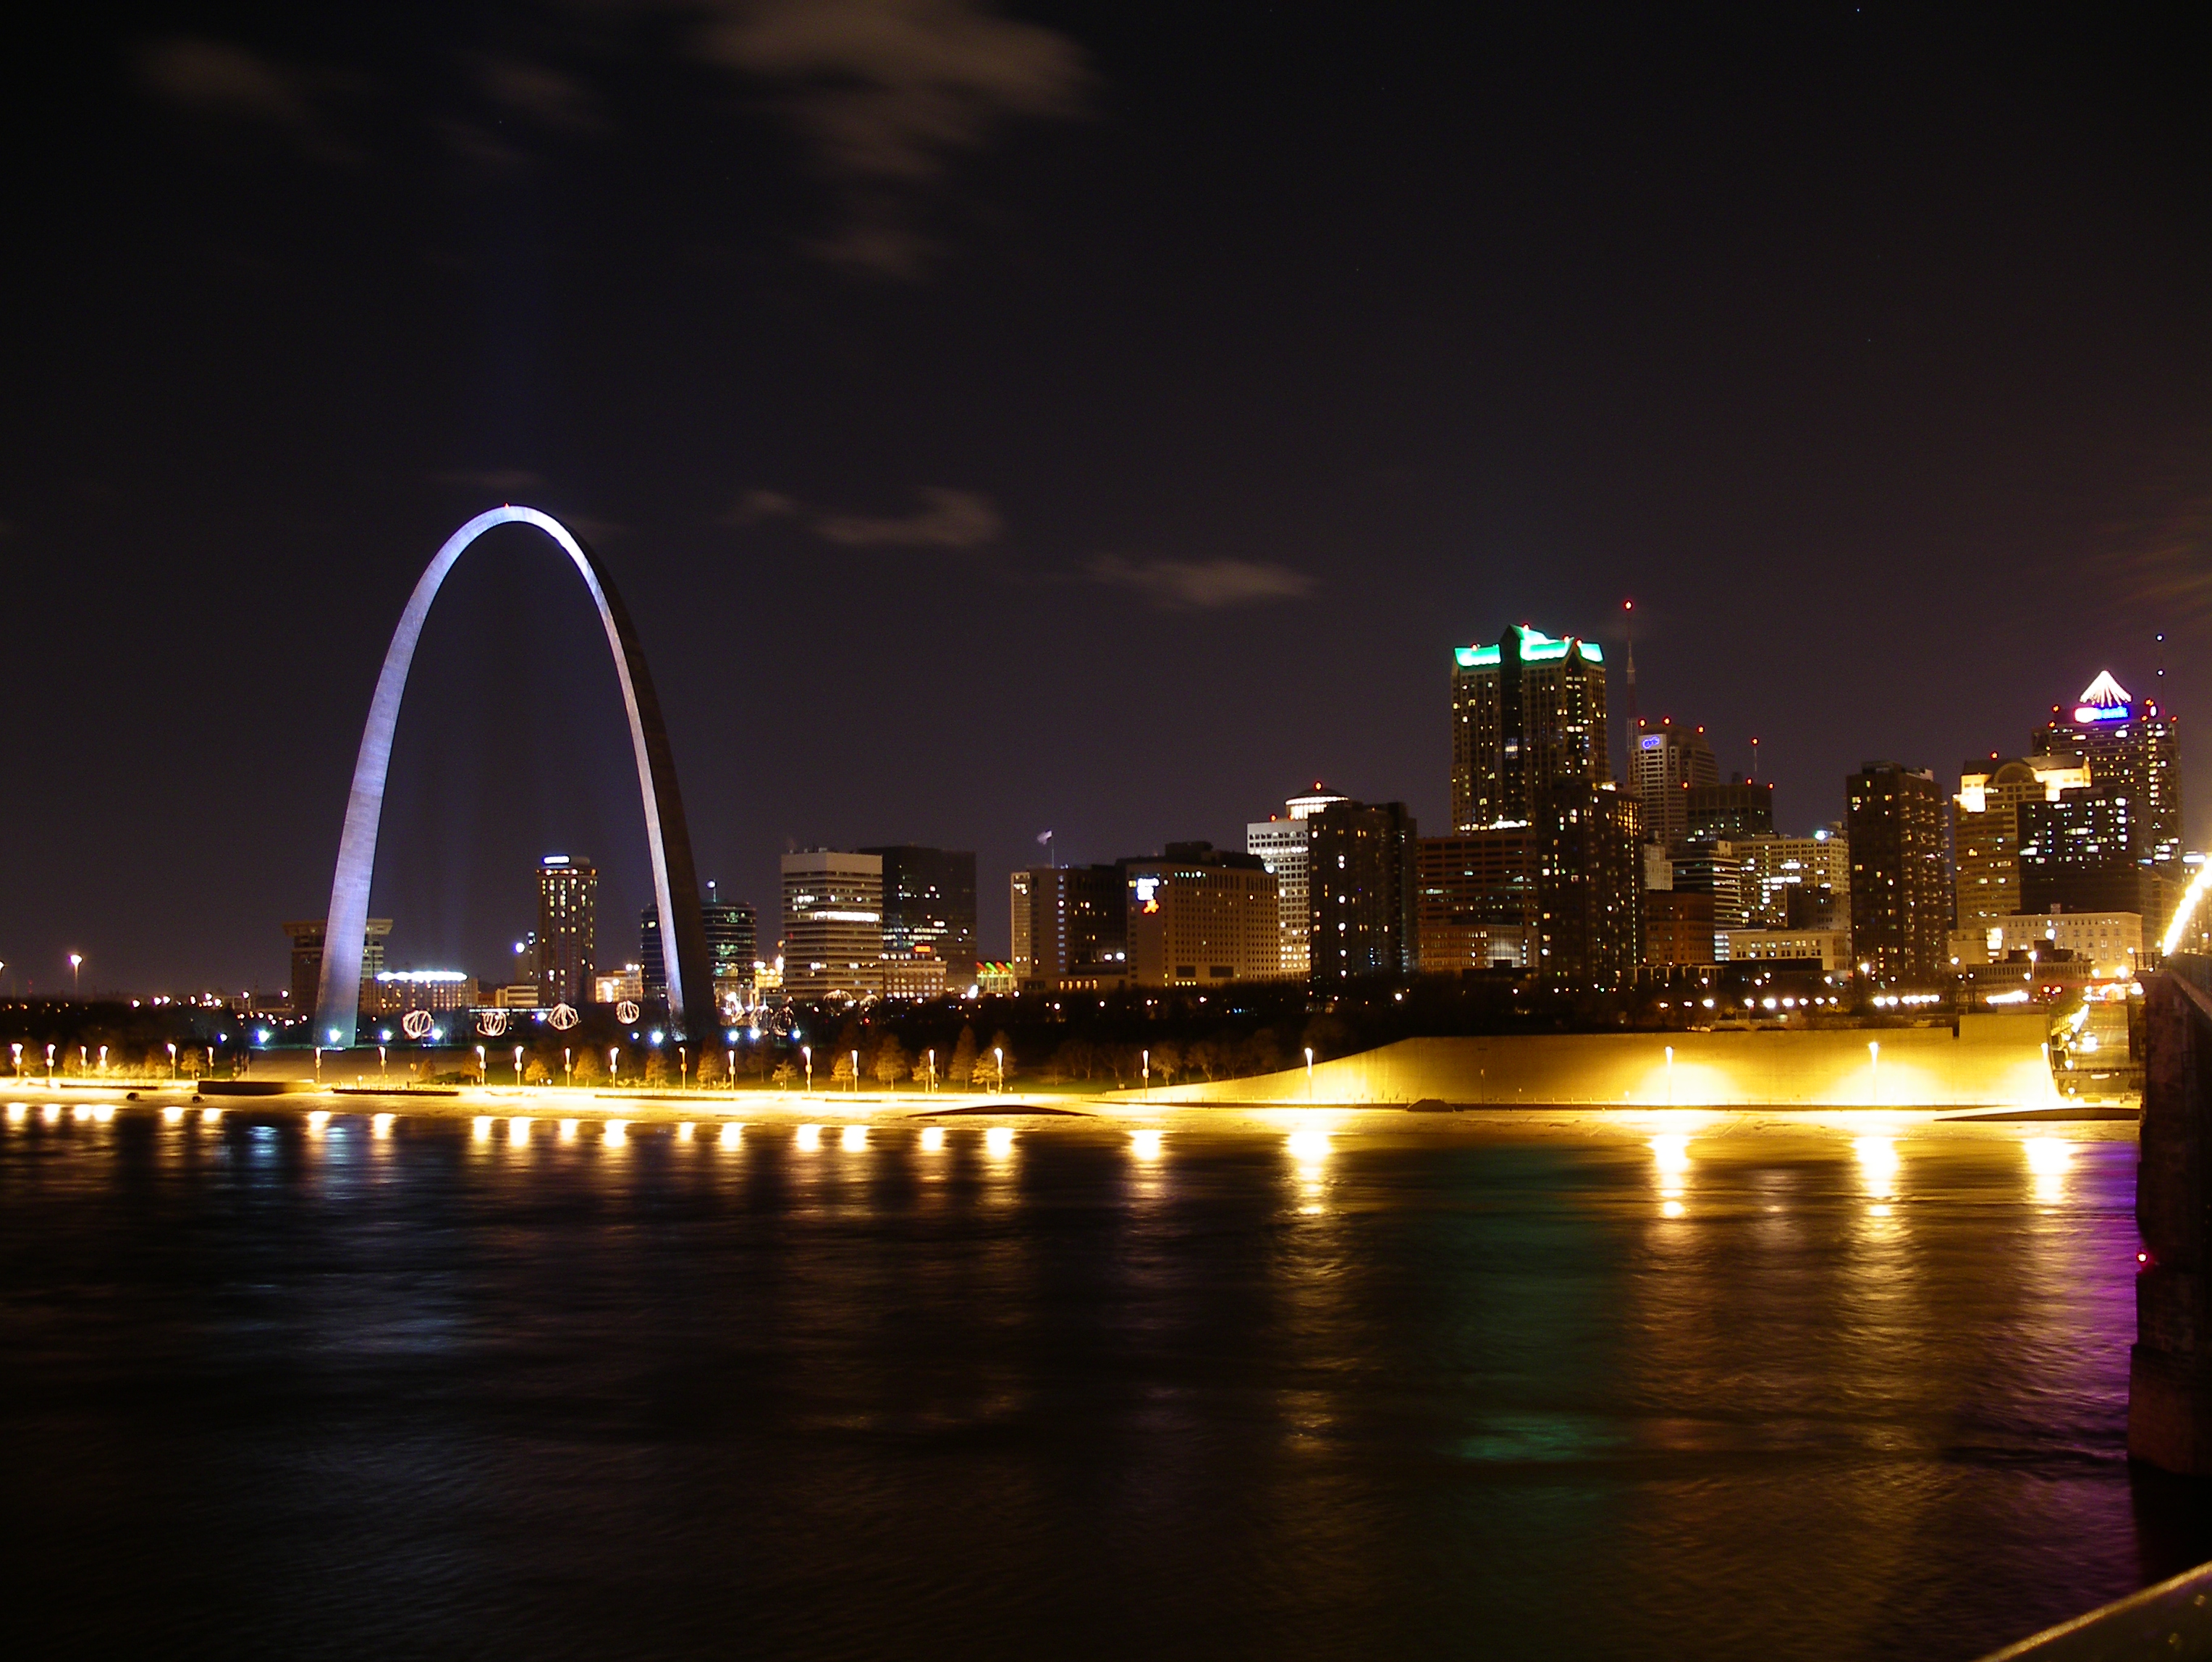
[0,1092,2187,1661]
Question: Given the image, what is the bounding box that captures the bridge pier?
[2130,953,2212,1475]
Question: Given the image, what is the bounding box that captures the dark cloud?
[137,38,316,125]
[478,57,605,130]
[733,486,1002,547]
[679,0,1088,273]
[1089,557,1317,610]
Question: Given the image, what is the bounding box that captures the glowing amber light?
[1286,1128,1331,1162]
[558,1118,580,1142]
[841,1123,867,1151]
[677,1122,697,1142]
[985,1126,1015,1156]
[605,1121,630,1146]
[308,1110,330,1134]
[371,1113,395,1138]
[719,1121,743,1149]
[1131,1129,1164,1160]
[796,1123,823,1151]
[91,1104,115,1124]
[508,1117,533,1146]
[163,1105,185,1124]
[919,1126,946,1152]
[472,1115,493,1141]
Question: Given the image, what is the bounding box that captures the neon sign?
[2073,670,2132,725]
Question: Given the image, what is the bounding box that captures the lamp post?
[167,1042,177,1079]
[1305,1045,1314,1100]
[313,1045,322,1084]
[98,1045,108,1076]
[727,1045,735,1092]
[1665,1044,1675,1106]
[927,1047,935,1092]
[608,1047,619,1084]
[1868,1039,1880,1106]
[46,1043,56,1084]
[1142,1047,1149,1100]
[993,1046,1004,1095]
[10,1042,19,1079]
[803,1045,812,1094]
[476,1044,486,1087]
[563,1047,571,1087]
[850,1047,859,1093]
[679,1045,687,1091]
[379,1044,387,1084]
[514,1045,523,1087]
[69,953,82,996]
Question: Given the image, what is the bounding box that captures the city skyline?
[3,8,2208,992]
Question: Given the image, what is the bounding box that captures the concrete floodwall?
[1152,1013,2059,1108]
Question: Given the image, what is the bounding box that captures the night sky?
[4,4,2209,996]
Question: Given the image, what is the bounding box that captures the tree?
[831,1050,857,1085]
[524,1058,551,1084]
[970,1050,1002,1091]
[643,1050,670,1086]
[1186,1038,1220,1081]
[1246,1029,1285,1077]
[948,1026,978,1087]
[872,1034,907,1089]
[1150,1040,1181,1087]
[693,1050,722,1088]
[573,1050,601,1084]
[772,1058,796,1088]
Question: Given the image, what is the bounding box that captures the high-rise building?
[534,854,597,1006]
[2032,671,2184,869]
[703,882,757,1010]
[284,918,391,1016]
[1308,801,1419,982]
[1736,827,1851,932]
[1126,844,1280,988]
[1013,864,1129,987]
[1954,754,2090,932]
[1451,625,1610,832]
[1642,888,1716,968]
[860,846,978,982]
[1629,722,1719,848]
[2018,788,2151,917]
[1685,778,1774,842]
[1535,783,1643,984]
[1009,869,1034,977]
[1417,830,1537,971]
[780,851,885,1003]
[1246,783,1348,977]
[1846,762,1949,984]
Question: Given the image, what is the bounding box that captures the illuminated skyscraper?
[2031,671,2184,869]
[284,917,390,1016]
[1013,864,1128,987]
[1246,783,1348,977]
[534,854,597,1006]
[1308,801,1419,982]
[1451,625,1610,831]
[1846,763,1948,984]
[859,845,977,982]
[1954,754,2089,932]
[1126,845,1280,988]
[780,851,884,1003]
[1629,722,1718,848]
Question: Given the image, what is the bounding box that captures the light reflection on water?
[0,1108,2182,1661]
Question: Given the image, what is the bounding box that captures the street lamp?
[993,1046,1004,1094]
[1665,1044,1675,1106]
[679,1046,687,1090]
[1305,1045,1314,1100]
[727,1044,735,1092]
[563,1047,571,1087]
[1142,1047,1149,1100]
[608,1047,619,1084]
[514,1045,523,1087]
[69,953,82,996]
[803,1045,812,1094]
[850,1047,859,1092]
[166,1041,177,1079]
[475,1044,486,1086]
[1868,1039,1880,1105]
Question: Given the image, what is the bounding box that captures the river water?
[0,1102,2194,1660]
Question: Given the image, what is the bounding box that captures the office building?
[2018,788,2152,917]
[1629,721,1718,848]
[1954,754,2090,932]
[1643,887,1716,968]
[1308,801,1419,982]
[1417,830,1538,972]
[702,883,758,1009]
[285,917,391,1015]
[533,854,597,1007]
[2032,670,2184,869]
[861,845,977,983]
[1736,827,1851,932]
[1451,625,1610,832]
[879,955,947,1001]
[594,964,643,1004]
[1947,911,2144,979]
[1846,762,1949,984]
[1721,929,1849,971]
[1012,864,1128,988]
[1126,843,1283,988]
[1247,783,1349,977]
[781,850,885,1003]
[1686,778,1774,842]
[372,969,476,1013]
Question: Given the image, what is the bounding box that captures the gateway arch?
[314,505,713,1042]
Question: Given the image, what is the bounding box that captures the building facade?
[1535,783,1642,985]
[861,845,977,984]
[780,850,885,1003]
[285,918,391,1016]
[2032,670,2184,869]
[1013,864,1129,987]
[533,854,597,1006]
[1246,783,1348,978]
[1125,845,1281,988]
[1736,828,1851,932]
[1846,762,1949,984]
[1308,801,1420,982]
[1629,721,1718,848]
[1954,754,2088,932]
[1451,625,1610,832]
[1685,779,1774,842]
[1416,830,1539,972]
[1721,929,1850,971]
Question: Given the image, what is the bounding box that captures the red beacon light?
[2138,1250,2154,1267]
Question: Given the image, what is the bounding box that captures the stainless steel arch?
[314,506,712,1042]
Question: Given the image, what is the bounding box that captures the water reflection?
[719,1121,743,1150]
[796,1123,822,1152]
[919,1126,945,1153]
[2026,1136,2072,1205]
[1130,1128,1164,1160]
[984,1126,1016,1157]
[508,1117,533,1147]
[1855,1135,1900,1202]
[841,1124,867,1151]
[1650,1134,1691,1216]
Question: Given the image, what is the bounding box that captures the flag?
[1037,830,1053,845]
